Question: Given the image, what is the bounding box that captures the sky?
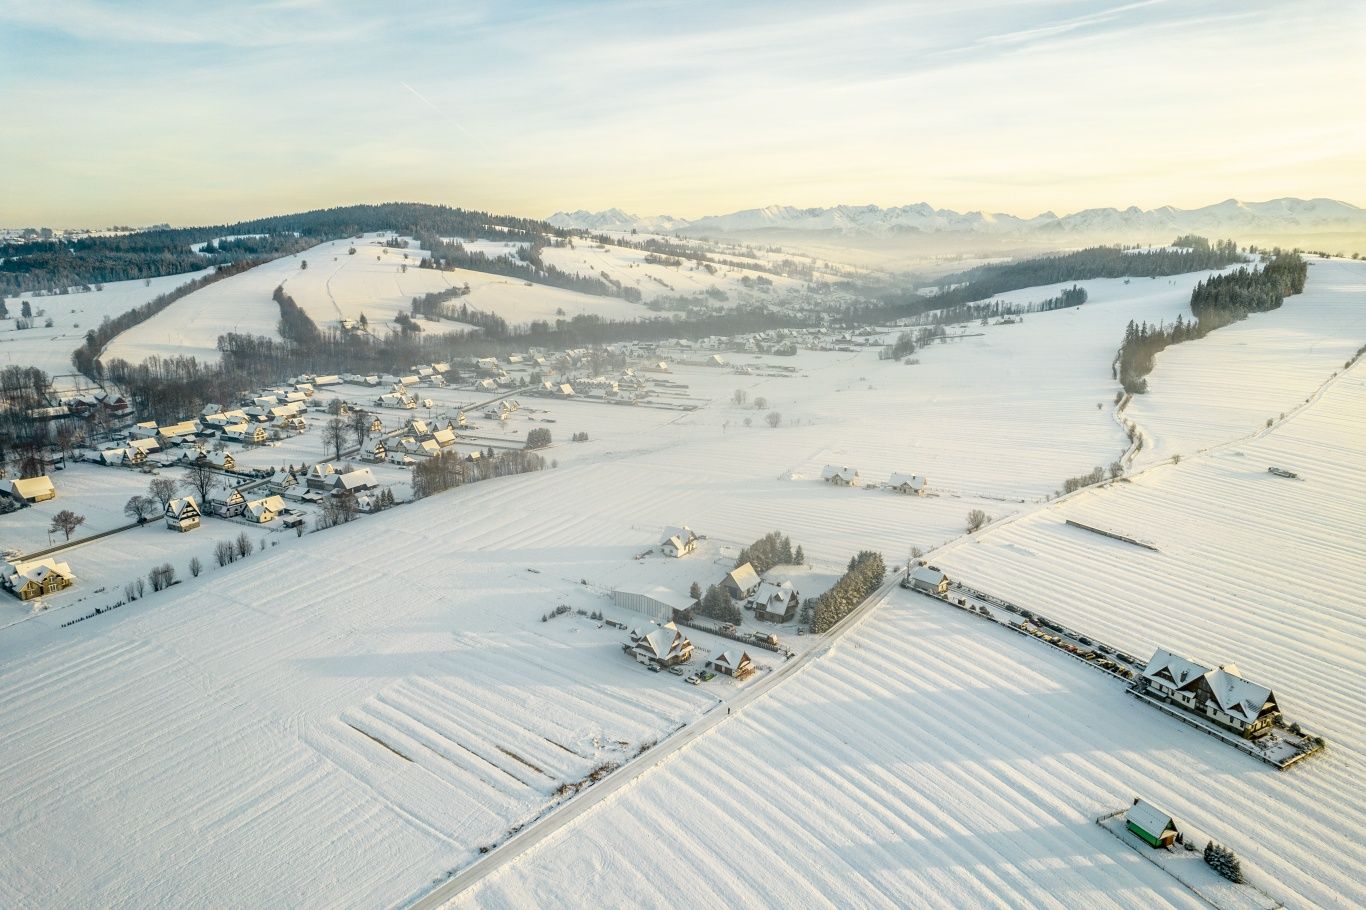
[1,0,1363,227]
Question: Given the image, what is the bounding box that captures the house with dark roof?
[1141,648,1280,738]
[753,580,799,623]
[705,649,755,679]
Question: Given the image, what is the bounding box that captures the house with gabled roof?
[705,649,755,679]
[753,580,800,623]
[5,475,56,504]
[209,487,247,518]
[306,463,337,490]
[1140,648,1280,738]
[329,467,378,494]
[821,464,860,486]
[1125,799,1179,848]
[887,473,927,495]
[243,495,285,524]
[722,562,761,601]
[360,438,387,462]
[624,621,693,668]
[660,525,698,558]
[3,558,74,600]
[165,497,201,532]
[908,565,949,596]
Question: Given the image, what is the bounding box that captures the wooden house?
[361,438,387,463]
[722,563,761,601]
[705,649,755,679]
[165,497,202,532]
[306,463,337,491]
[209,488,247,518]
[1125,799,1178,848]
[243,495,285,524]
[821,465,860,486]
[753,580,800,623]
[5,475,56,504]
[624,621,694,668]
[1141,649,1280,738]
[3,558,74,600]
[908,565,949,596]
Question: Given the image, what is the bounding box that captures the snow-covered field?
[0,259,1361,907]
[0,270,211,386]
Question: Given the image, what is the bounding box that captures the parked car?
[648,665,662,673]
[685,676,700,685]
[668,666,685,676]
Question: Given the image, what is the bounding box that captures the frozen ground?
[0,260,1360,907]
[0,270,211,388]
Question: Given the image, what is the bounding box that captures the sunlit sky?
[2,0,1363,227]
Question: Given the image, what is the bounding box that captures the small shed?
[1125,799,1178,848]
[908,565,949,596]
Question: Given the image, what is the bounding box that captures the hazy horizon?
[3,0,1363,226]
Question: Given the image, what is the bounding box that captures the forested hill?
[1,203,565,295]
[876,237,1244,317]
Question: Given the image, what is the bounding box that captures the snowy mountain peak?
[547,197,1366,238]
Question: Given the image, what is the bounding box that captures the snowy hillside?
[550,197,1366,238]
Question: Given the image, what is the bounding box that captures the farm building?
[1141,649,1281,738]
[705,650,755,679]
[3,558,74,600]
[624,621,694,668]
[164,497,201,532]
[5,475,56,504]
[660,526,699,558]
[908,565,949,596]
[1125,799,1179,848]
[821,465,860,486]
[613,587,697,623]
[753,580,800,623]
[722,563,762,601]
[887,473,927,495]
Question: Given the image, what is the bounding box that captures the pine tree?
[794,544,804,564]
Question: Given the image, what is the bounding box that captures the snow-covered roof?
[708,650,751,670]
[727,563,760,591]
[333,468,378,491]
[910,565,946,586]
[1202,666,1275,722]
[166,497,199,518]
[661,525,697,548]
[888,472,926,490]
[1142,648,1209,690]
[8,475,55,499]
[4,557,73,587]
[754,579,797,603]
[821,465,859,483]
[1125,799,1175,837]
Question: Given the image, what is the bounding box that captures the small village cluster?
[821,464,928,495]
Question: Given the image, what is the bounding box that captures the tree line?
[808,551,886,633]
[411,447,548,498]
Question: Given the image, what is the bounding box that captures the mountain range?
[548,198,1366,238]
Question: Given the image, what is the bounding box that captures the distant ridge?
[548,198,1366,237]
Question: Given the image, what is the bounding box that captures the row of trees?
[696,584,742,625]
[411,447,549,498]
[1117,252,1307,393]
[274,285,322,349]
[735,531,803,575]
[416,234,619,298]
[808,551,886,633]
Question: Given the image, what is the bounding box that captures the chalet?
[387,451,416,467]
[722,563,761,601]
[129,421,160,440]
[409,419,430,436]
[1141,649,1280,738]
[5,475,56,504]
[887,473,927,495]
[475,379,498,392]
[165,497,202,532]
[660,525,699,558]
[908,565,949,596]
[753,580,800,623]
[243,495,285,524]
[1125,799,1178,848]
[705,649,755,679]
[431,427,457,449]
[157,420,199,446]
[195,450,235,471]
[3,558,74,600]
[306,463,337,490]
[361,438,387,462]
[369,416,385,434]
[329,468,378,494]
[624,621,694,668]
[223,424,267,445]
[208,488,247,518]
[268,469,300,495]
[99,447,134,467]
[400,437,441,458]
[821,465,860,487]
[127,437,161,458]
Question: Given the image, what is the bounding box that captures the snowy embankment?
[1126,256,1366,467]
[0,270,212,386]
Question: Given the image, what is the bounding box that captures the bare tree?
[124,495,156,524]
[188,556,203,578]
[183,460,216,505]
[235,531,254,559]
[147,477,178,511]
[765,411,781,428]
[214,540,235,566]
[347,408,371,447]
[49,509,86,541]
[966,509,990,533]
[1108,461,1124,480]
[322,417,347,460]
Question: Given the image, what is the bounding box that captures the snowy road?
[403,573,902,909]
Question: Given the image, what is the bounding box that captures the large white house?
[1141,648,1280,738]
[660,525,699,558]
[165,497,202,532]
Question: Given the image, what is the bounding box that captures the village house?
[753,580,800,623]
[268,469,300,495]
[907,564,949,596]
[624,621,694,669]
[306,463,337,490]
[328,468,379,494]
[3,558,74,600]
[821,465,860,486]
[243,495,285,524]
[195,450,235,471]
[361,438,387,462]
[705,649,755,679]
[660,525,699,558]
[1125,799,1179,848]
[387,450,416,467]
[1141,649,1280,738]
[722,563,762,601]
[165,497,202,532]
[887,473,927,495]
[5,475,56,504]
[208,487,247,518]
